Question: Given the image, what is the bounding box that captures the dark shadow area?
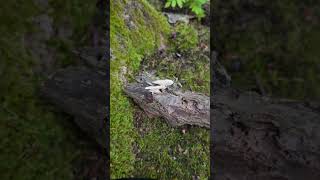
[0,0,108,179]
[211,0,320,179]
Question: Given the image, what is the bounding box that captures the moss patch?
[110,0,170,178]
[49,0,96,43]
[47,0,97,67]
[133,115,209,179]
[213,0,320,100]
[135,24,210,179]
[169,23,199,53]
[0,1,99,179]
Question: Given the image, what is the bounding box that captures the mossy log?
[211,54,320,179]
[40,66,107,148]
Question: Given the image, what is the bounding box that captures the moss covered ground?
[0,1,97,179]
[213,0,320,100]
[110,0,209,179]
[133,23,210,179]
[110,0,170,178]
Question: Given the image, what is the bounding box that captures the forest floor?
[129,21,210,179]
[213,0,320,101]
[0,1,106,179]
[1,0,318,179]
[109,1,210,179]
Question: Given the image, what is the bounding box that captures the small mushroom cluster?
[145,79,174,94]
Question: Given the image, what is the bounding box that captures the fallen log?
[124,82,210,128]
[211,53,320,179]
[211,87,320,180]
[40,66,108,148]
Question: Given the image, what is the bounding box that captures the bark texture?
[40,66,107,148]
[211,88,320,180]
[124,83,210,128]
[211,53,320,180]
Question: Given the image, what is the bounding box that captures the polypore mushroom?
[145,85,166,94]
[152,79,174,87]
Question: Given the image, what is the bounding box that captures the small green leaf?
[177,0,183,8]
[165,2,171,8]
[172,0,177,8]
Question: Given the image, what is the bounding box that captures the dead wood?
[124,83,210,128]
[211,87,320,180]
[211,53,320,179]
[40,66,107,148]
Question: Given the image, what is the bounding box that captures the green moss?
[170,23,199,52]
[48,0,96,43]
[111,1,208,178]
[144,25,209,94]
[0,1,39,34]
[46,39,76,67]
[136,24,210,179]
[0,1,99,179]
[47,0,97,67]
[214,0,320,100]
[110,0,170,178]
[180,59,210,93]
[133,117,209,179]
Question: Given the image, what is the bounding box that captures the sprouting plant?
[165,0,208,19]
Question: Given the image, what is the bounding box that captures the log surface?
[124,83,210,128]
[211,54,320,180]
[211,88,320,180]
[40,66,107,148]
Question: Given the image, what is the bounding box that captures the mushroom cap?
[152,79,174,87]
[145,85,165,94]
[145,85,166,90]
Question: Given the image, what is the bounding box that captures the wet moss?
[110,0,170,178]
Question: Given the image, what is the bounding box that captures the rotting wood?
[124,82,210,129]
[211,87,320,180]
[211,52,320,180]
[40,66,107,148]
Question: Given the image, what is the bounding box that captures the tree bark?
[210,51,320,179]
[124,83,210,128]
[211,87,320,180]
[40,66,107,148]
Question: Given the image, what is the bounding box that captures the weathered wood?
[40,66,107,148]
[211,87,320,180]
[211,53,320,179]
[124,83,210,128]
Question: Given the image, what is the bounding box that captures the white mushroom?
[152,79,174,87]
[145,79,174,94]
[145,85,165,89]
[145,85,166,94]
